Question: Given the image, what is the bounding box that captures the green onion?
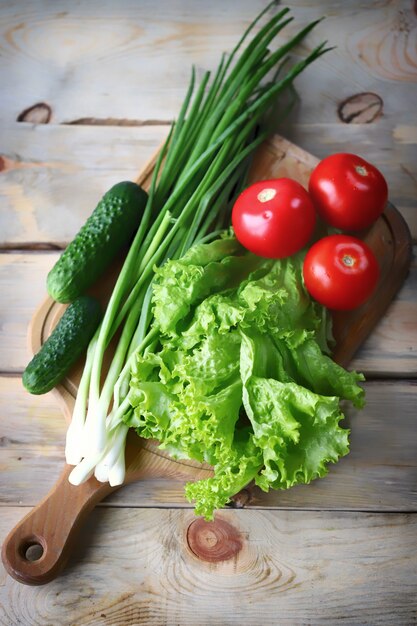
[66,4,328,485]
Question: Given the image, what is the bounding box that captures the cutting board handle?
[1,465,115,585]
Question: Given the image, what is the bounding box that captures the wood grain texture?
[0,124,168,247]
[1,376,416,512]
[1,123,416,247]
[0,252,59,372]
[0,0,305,123]
[1,1,416,248]
[1,0,415,122]
[353,250,417,375]
[1,507,416,625]
[1,441,213,584]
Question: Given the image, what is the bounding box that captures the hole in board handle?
[19,537,45,562]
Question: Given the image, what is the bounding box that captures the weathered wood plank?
[1,506,416,625]
[1,377,416,511]
[1,122,415,247]
[1,0,415,124]
[0,0,268,123]
[0,124,167,247]
[1,0,416,248]
[0,251,59,372]
[352,249,417,375]
[1,250,415,375]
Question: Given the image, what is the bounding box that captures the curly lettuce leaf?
[152,235,262,336]
[184,438,263,518]
[128,235,365,519]
[244,377,349,491]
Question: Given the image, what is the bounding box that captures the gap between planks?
[0,243,63,251]
[2,502,417,515]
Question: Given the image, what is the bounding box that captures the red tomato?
[309,153,388,231]
[231,178,316,258]
[302,234,379,311]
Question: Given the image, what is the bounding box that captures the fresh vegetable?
[308,153,388,231]
[64,5,331,493]
[302,234,380,311]
[232,177,316,258]
[47,182,148,303]
[23,296,102,395]
[127,234,364,519]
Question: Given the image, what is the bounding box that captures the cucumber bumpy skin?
[22,296,102,395]
[47,181,148,303]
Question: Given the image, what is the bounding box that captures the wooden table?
[1,1,416,623]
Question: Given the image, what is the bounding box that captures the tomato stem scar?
[257,188,277,203]
[355,165,368,177]
[342,254,355,267]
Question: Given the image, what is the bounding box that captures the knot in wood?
[337,92,383,124]
[17,102,52,124]
[186,518,243,563]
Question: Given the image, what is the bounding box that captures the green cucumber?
[47,181,148,303]
[23,296,102,395]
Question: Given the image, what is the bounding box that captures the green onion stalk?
[65,3,329,485]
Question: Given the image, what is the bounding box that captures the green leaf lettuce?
[128,234,364,519]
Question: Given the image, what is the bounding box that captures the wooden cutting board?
[1,135,412,585]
